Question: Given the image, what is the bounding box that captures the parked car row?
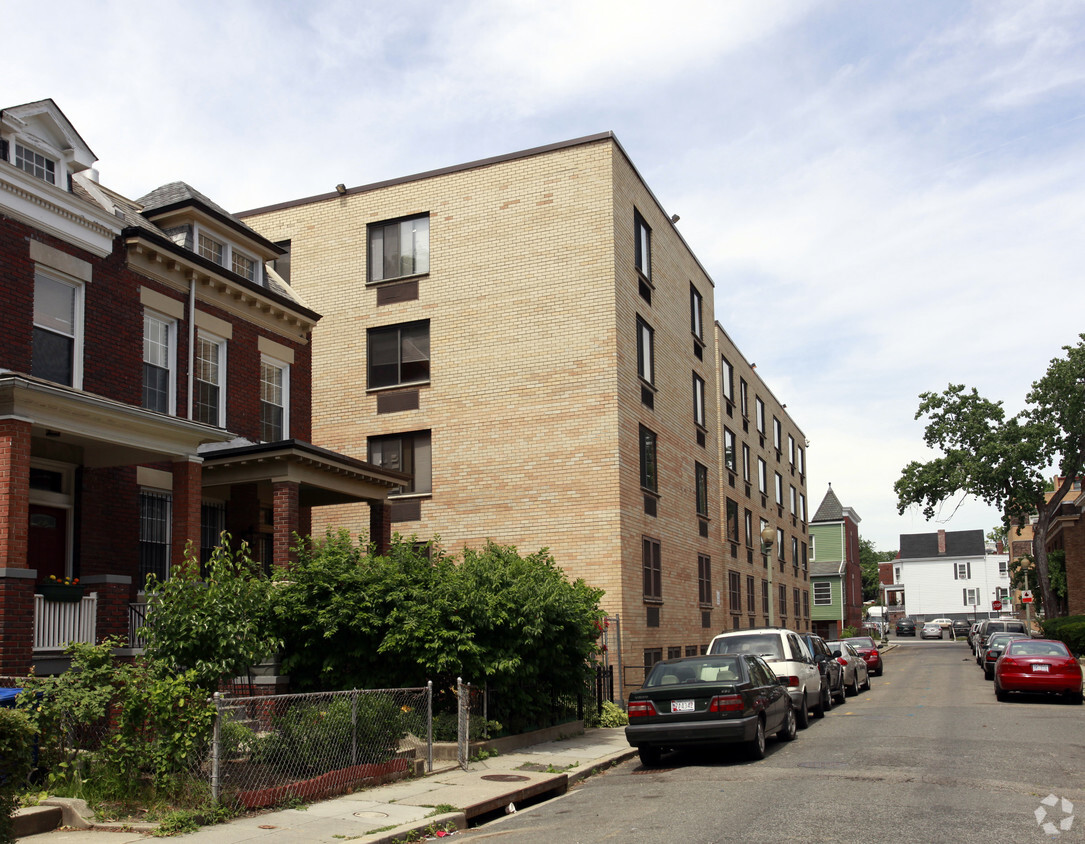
[626,627,880,766]
[896,615,971,639]
[966,618,1083,705]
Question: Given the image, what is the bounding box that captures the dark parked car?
[995,638,1083,704]
[625,653,797,765]
[844,636,883,676]
[982,632,1027,680]
[951,619,971,640]
[895,617,917,636]
[975,619,1029,656]
[800,632,845,706]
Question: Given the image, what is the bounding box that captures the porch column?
[370,500,391,555]
[171,459,203,572]
[272,480,300,569]
[0,418,33,674]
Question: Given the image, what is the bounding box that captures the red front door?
[28,505,68,582]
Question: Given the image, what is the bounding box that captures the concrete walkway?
[16,727,637,843]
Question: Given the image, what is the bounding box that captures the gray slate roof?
[899,529,985,559]
[811,486,843,522]
[810,560,844,577]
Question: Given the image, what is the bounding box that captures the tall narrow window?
[790,486,797,515]
[693,373,705,428]
[775,472,783,505]
[634,211,651,280]
[742,443,750,483]
[745,510,753,548]
[639,425,658,493]
[740,379,749,418]
[369,215,430,281]
[260,358,289,441]
[788,434,796,466]
[698,555,712,605]
[139,489,171,587]
[746,575,755,613]
[200,501,226,567]
[643,537,661,600]
[726,499,739,543]
[637,317,654,385]
[368,431,432,494]
[32,272,81,387]
[777,528,786,560]
[690,285,703,340]
[758,458,767,494]
[695,462,709,517]
[143,313,174,413]
[756,397,766,434]
[729,571,741,612]
[194,333,226,427]
[773,417,782,451]
[368,320,430,388]
[723,428,736,472]
[721,357,734,403]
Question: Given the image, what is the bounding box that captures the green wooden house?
[809,485,864,639]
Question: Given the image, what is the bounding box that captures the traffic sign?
[1022,591,1034,604]
[992,600,1002,611]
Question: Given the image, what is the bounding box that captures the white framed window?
[813,581,832,606]
[369,215,430,281]
[777,528,786,561]
[143,312,176,414]
[32,270,83,388]
[198,233,224,266]
[260,357,289,441]
[954,561,971,580]
[811,535,817,560]
[15,142,56,184]
[231,250,257,283]
[963,587,979,606]
[740,379,748,418]
[894,564,902,582]
[194,332,226,427]
[998,559,1008,576]
[693,373,705,428]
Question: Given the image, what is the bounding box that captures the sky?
[5,0,1085,551]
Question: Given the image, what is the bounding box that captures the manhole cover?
[797,761,848,769]
[354,811,390,819]
[481,774,531,782]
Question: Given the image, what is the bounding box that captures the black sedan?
[625,654,797,765]
[895,617,917,636]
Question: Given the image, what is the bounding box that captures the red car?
[844,636,883,676]
[994,639,1083,704]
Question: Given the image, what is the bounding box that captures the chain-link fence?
[208,685,432,810]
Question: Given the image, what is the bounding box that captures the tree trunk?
[1032,506,1060,618]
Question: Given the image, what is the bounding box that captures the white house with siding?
[889,528,1010,622]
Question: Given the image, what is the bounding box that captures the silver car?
[920,622,943,640]
[827,640,869,695]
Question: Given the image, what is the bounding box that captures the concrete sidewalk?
[16,726,636,844]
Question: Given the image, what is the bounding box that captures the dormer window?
[15,143,55,184]
[232,251,256,283]
[198,233,224,266]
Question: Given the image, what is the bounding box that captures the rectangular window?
[194,333,226,427]
[790,486,797,515]
[964,587,979,605]
[260,358,289,441]
[745,510,753,548]
[143,312,174,414]
[728,571,741,613]
[797,446,805,475]
[773,417,782,451]
[231,251,257,283]
[637,317,654,385]
[762,579,769,613]
[779,584,788,616]
[369,214,430,281]
[368,430,432,494]
[368,320,430,388]
[794,587,801,615]
[198,233,224,265]
[690,285,703,340]
[799,493,806,522]
[740,379,749,418]
[777,528,786,561]
[634,211,651,280]
[742,443,750,483]
[32,271,81,387]
[698,555,712,605]
[139,489,171,587]
[814,581,832,605]
[803,590,809,617]
[693,373,705,428]
[723,428,736,472]
[695,463,709,517]
[200,501,226,568]
[756,397,766,434]
[775,472,783,505]
[639,425,658,493]
[644,647,662,672]
[758,458,767,494]
[726,499,739,543]
[802,542,808,570]
[954,561,972,580]
[721,356,734,403]
[789,434,796,466]
[894,564,902,582]
[792,536,799,563]
[998,560,1008,576]
[746,575,755,613]
[643,537,662,600]
[15,143,55,184]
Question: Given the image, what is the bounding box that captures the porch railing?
[34,592,98,650]
[129,602,149,649]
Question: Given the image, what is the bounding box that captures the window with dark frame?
[779,584,787,616]
[698,554,712,605]
[746,575,755,613]
[756,397,766,434]
[721,356,734,403]
[742,443,750,483]
[740,379,749,418]
[369,214,430,281]
[726,498,739,543]
[794,587,801,617]
[639,425,658,493]
[693,373,705,428]
[729,571,741,613]
[762,579,769,612]
[724,428,736,472]
[368,430,432,494]
[803,590,810,617]
[139,489,171,587]
[637,316,654,385]
[695,462,709,517]
[773,416,782,451]
[745,509,753,548]
[634,210,651,281]
[368,320,430,389]
[200,501,226,569]
[690,284,703,341]
[643,536,662,600]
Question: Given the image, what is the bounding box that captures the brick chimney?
[937,529,946,554]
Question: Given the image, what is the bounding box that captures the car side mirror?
[832,650,841,658]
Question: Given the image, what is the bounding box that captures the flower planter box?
[38,585,84,603]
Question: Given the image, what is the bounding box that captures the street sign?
[1022,591,1034,604]
[992,600,1002,611]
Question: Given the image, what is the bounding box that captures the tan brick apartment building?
[241,133,810,696]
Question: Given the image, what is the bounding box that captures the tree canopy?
[859,537,896,602]
[895,334,1085,616]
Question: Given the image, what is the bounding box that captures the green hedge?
[0,708,36,844]
[1041,615,1085,656]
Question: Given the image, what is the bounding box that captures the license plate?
[1033,664,1050,673]
[671,699,695,713]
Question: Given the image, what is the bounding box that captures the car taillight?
[836,657,848,666]
[785,675,800,688]
[709,694,744,713]
[627,700,658,718]
[869,649,879,658]
[986,651,998,662]
[998,657,1019,670]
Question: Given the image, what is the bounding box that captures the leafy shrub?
[1042,615,1085,656]
[589,700,628,728]
[0,709,36,844]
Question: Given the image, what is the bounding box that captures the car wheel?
[795,693,810,729]
[861,671,870,691]
[994,679,1007,702]
[638,745,661,767]
[984,664,993,681]
[848,673,860,696]
[833,677,846,704]
[813,683,829,718]
[777,703,798,741]
[1066,690,1084,706]
[747,717,767,760]
[874,663,883,676]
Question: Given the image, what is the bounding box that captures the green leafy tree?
[142,536,280,691]
[858,537,896,602]
[895,335,1085,617]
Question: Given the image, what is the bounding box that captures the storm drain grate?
[481,774,532,782]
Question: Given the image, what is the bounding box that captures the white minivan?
[708,627,827,729]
